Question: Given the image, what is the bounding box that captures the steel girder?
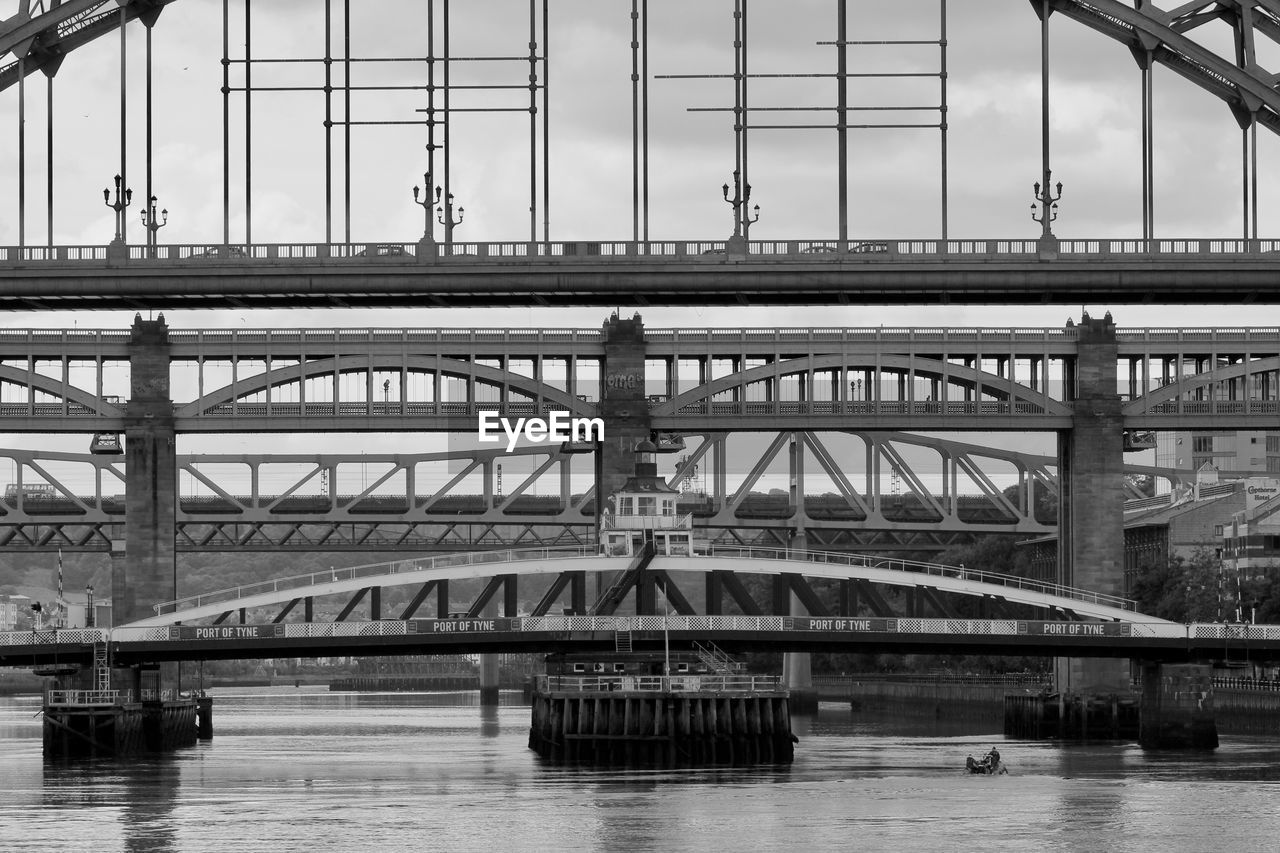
[0,0,174,91]
[1052,1,1280,133]
[0,437,1199,553]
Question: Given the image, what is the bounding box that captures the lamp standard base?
[416,236,438,263]
[1037,233,1059,260]
[725,234,748,257]
[106,239,128,261]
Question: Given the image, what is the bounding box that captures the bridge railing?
[151,545,599,615]
[0,628,109,646]
[536,674,784,694]
[702,546,1139,612]
[46,689,129,706]
[8,238,1280,266]
[25,619,1280,647]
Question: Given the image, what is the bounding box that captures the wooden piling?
[529,684,794,766]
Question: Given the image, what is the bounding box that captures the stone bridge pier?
[1058,313,1130,693]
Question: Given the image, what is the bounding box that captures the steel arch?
[1052,1,1280,133]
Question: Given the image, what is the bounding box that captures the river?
[1,688,1278,852]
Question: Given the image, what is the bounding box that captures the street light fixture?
[1031,176,1063,236]
[437,191,464,246]
[722,169,760,244]
[103,174,133,243]
[413,172,465,248]
[85,585,95,628]
[140,195,168,257]
[411,172,437,246]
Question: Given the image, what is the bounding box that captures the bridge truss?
[0,429,1197,554]
[0,325,1276,432]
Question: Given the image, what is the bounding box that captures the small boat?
[965,752,1008,775]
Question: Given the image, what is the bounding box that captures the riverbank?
[816,676,1280,735]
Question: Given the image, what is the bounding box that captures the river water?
[1,688,1278,852]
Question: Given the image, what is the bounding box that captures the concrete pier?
[529,674,794,765]
[1003,691,1140,740]
[1138,662,1219,749]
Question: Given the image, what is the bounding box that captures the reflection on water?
[1,691,1279,853]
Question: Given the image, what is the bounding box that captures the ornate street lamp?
[437,190,464,246]
[1030,176,1062,236]
[103,174,133,244]
[722,169,760,251]
[85,585,95,628]
[140,195,168,257]
[412,172,438,246]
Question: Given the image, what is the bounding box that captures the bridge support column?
[119,315,176,626]
[479,655,500,706]
[1058,312,1129,693]
[781,530,817,713]
[596,313,652,601]
[597,312,652,508]
[1138,662,1218,749]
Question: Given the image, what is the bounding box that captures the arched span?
[174,355,596,420]
[0,363,125,419]
[0,1,177,92]
[1053,1,1280,134]
[120,549,1157,627]
[651,353,1072,418]
[1122,354,1280,415]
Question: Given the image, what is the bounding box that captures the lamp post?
[85,585,95,628]
[103,174,133,244]
[140,195,168,258]
[1030,177,1062,237]
[437,190,464,248]
[412,172,438,251]
[722,169,759,252]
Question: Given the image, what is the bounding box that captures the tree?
[1130,547,1221,622]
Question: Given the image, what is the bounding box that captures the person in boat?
[966,754,981,773]
[985,746,1005,774]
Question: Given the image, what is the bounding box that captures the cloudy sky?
[0,0,1271,483]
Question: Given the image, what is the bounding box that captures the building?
[601,439,693,558]
[1220,480,1280,576]
[1022,476,1256,594]
[1155,429,1280,477]
[0,594,28,631]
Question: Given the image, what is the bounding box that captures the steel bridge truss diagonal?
[1053,1,1280,134]
[120,546,1151,630]
[0,432,1204,554]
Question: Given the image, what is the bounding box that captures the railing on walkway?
[536,673,783,694]
[1214,677,1280,692]
[813,672,1054,687]
[152,545,598,615]
[0,628,109,646]
[17,618,1280,649]
[6,237,1280,265]
[703,545,1139,612]
[146,544,1139,621]
[46,689,129,705]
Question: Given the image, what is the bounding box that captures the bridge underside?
[1,257,1280,309]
